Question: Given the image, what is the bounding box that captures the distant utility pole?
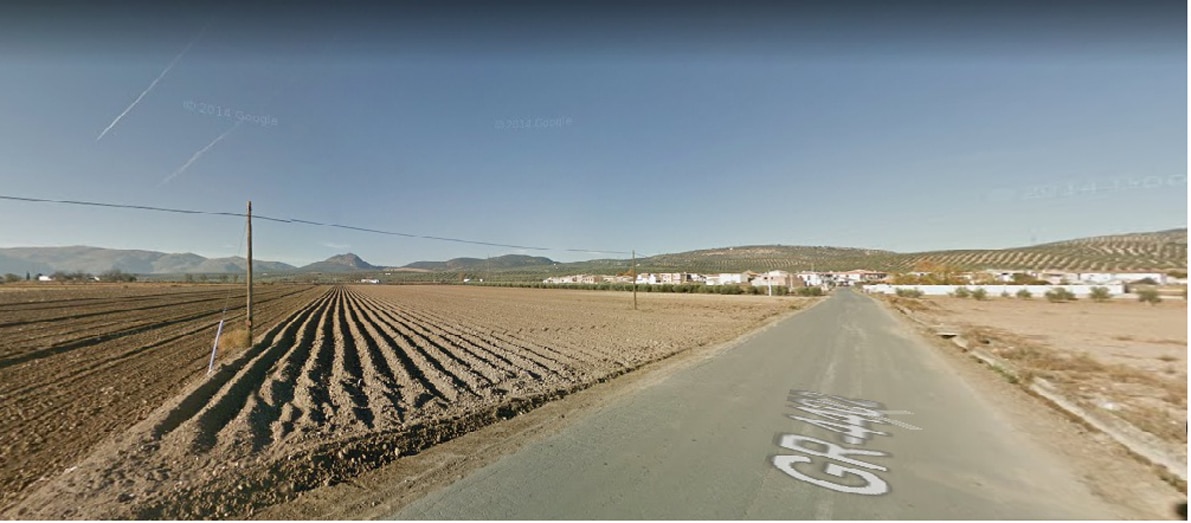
[632,249,638,311]
[246,200,253,343]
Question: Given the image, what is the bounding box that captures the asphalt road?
[389,289,1120,519]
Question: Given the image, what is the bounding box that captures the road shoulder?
[868,293,1185,520]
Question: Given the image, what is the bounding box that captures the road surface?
[388,289,1122,519]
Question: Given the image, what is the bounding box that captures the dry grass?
[218,327,252,351]
[884,295,934,312]
[1115,404,1188,445]
[963,324,1187,444]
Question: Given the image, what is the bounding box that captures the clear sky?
[0,1,1185,267]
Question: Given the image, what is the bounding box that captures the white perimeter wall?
[864,284,1126,296]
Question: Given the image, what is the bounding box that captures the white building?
[796,271,823,286]
[1077,272,1168,285]
[752,270,795,288]
[715,273,750,285]
[635,273,659,285]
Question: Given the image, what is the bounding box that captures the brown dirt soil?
[4,285,804,519]
[883,294,1188,464]
[0,283,326,512]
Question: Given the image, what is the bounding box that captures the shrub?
[895,288,923,298]
[971,288,988,301]
[1088,286,1111,302]
[2,273,19,283]
[1016,289,1032,299]
[796,286,824,297]
[1000,290,1011,298]
[218,327,252,351]
[100,269,137,282]
[1136,277,1159,285]
[953,287,971,298]
[1045,288,1076,303]
[1137,288,1162,305]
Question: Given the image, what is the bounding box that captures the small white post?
[208,319,225,375]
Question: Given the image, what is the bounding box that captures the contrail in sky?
[160,120,241,186]
[96,22,209,142]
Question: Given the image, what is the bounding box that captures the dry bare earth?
[8,285,800,519]
[0,283,326,512]
[888,295,1187,463]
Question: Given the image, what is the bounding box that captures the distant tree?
[57,271,92,282]
[1137,288,1162,305]
[1015,288,1033,299]
[1166,270,1187,279]
[1136,277,1159,285]
[24,271,30,281]
[953,287,972,299]
[1000,290,1011,298]
[218,273,230,283]
[971,288,988,301]
[1011,272,1047,285]
[184,273,195,283]
[3,273,18,283]
[970,273,999,285]
[1089,286,1111,303]
[100,269,136,282]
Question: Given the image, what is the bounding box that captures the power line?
[0,194,639,256]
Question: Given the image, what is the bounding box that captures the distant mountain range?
[0,228,1184,277]
[0,246,296,275]
[402,255,556,272]
[297,253,381,273]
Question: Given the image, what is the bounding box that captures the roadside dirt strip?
[6,285,800,519]
[0,284,326,513]
[881,295,1187,488]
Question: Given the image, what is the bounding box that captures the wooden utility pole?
[246,200,253,343]
[631,249,637,310]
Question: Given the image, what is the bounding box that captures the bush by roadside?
[1138,288,1163,305]
[1045,288,1076,303]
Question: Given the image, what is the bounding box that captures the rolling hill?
[365,228,1187,283]
[0,246,295,275]
[2,228,1184,281]
[402,255,556,272]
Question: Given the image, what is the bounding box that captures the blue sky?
[0,1,1185,267]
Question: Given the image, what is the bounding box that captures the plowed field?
[6,285,805,519]
[0,283,326,512]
